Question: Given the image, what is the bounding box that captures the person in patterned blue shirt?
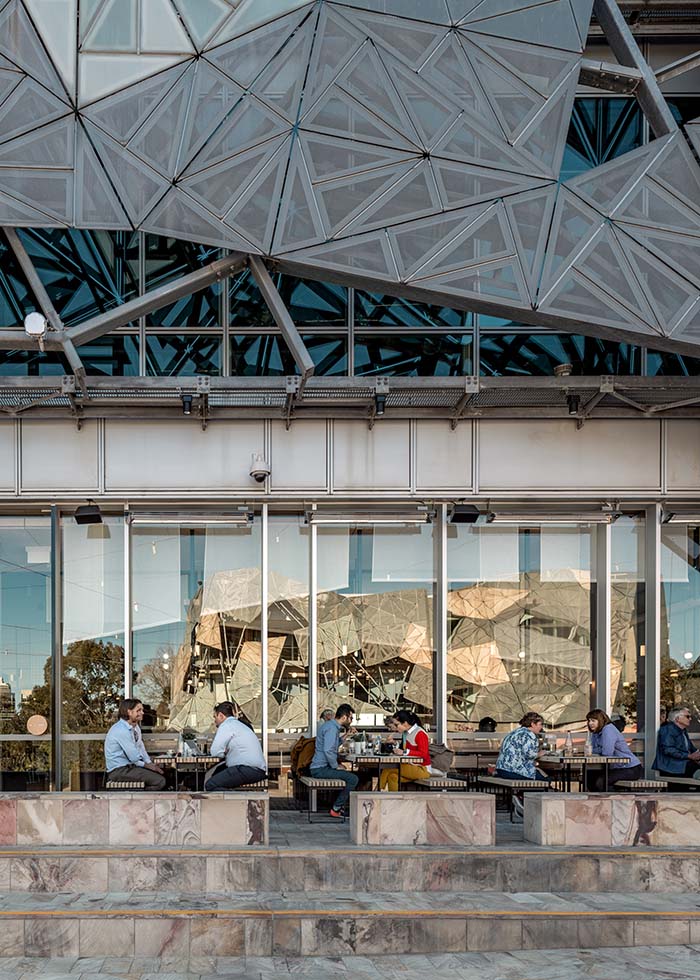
[495,712,550,782]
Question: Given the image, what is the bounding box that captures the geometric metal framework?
[0,0,699,357]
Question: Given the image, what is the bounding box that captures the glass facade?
[661,525,700,722]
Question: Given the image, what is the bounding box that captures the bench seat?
[414,776,467,789]
[105,780,145,790]
[615,779,668,790]
[479,775,550,790]
[298,775,347,789]
[653,775,700,788]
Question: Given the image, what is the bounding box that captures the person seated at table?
[104,698,166,790]
[653,706,700,779]
[478,717,497,733]
[320,708,333,723]
[379,710,431,791]
[585,708,642,790]
[495,712,550,783]
[203,701,267,790]
[309,703,359,818]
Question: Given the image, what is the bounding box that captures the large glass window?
[268,516,309,734]
[316,524,436,727]
[0,518,52,789]
[561,97,644,181]
[611,517,645,731]
[131,519,262,733]
[231,334,347,376]
[447,523,596,731]
[354,334,472,376]
[355,292,471,329]
[661,524,700,729]
[146,335,221,376]
[479,331,639,376]
[144,236,221,327]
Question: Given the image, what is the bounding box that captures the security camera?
[249,452,270,483]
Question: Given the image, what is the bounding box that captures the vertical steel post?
[124,516,132,698]
[261,505,269,758]
[50,506,62,791]
[309,521,318,735]
[595,523,612,715]
[436,504,448,743]
[644,504,662,774]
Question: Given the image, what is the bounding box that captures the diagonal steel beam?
[249,256,315,384]
[68,251,248,345]
[655,49,700,85]
[4,228,87,389]
[594,0,678,137]
[579,58,641,93]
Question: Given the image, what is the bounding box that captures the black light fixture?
[449,504,480,524]
[182,394,193,416]
[74,500,103,525]
[567,394,580,416]
[374,391,386,416]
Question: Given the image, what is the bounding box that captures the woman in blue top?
[586,708,642,790]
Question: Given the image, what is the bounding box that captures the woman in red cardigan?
[379,709,431,791]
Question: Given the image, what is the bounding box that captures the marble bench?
[350,791,495,845]
[524,791,700,846]
[0,792,268,846]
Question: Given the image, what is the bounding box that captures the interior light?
[74,500,103,525]
[684,651,693,660]
[182,394,193,416]
[448,504,480,524]
[567,394,580,416]
[374,392,386,416]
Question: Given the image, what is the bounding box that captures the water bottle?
[564,732,573,755]
[584,733,593,757]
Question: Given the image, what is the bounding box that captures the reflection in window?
[131,521,262,733]
[354,334,472,376]
[480,333,639,376]
[0,349,71,376]
[0,235,33,327]
[268,517,309,733]
[230,271,347,327]
[0,518,52,787]
[611,517,645,732]
[355,291,472,328]
[0,337,139,377]
[647,350,700,377]
[146,335,221,376]
[446,524,596,730]
[316,526,435,727]
[144,235,221,327]
[666,97,700,126]
[661,524,700,729]
[560,97,643,182]
[231,335,347,376]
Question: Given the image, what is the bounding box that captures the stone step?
[0,844,697,894]
[0,890,697,958]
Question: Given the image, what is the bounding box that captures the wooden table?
[345,753,427,790]
[540,754,629,792]
[152,755,216,791]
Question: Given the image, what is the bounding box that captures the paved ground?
[1,946,698,979]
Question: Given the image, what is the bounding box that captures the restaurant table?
[539,754,629,792]
[345,753,427,790]
[152,755,215,791]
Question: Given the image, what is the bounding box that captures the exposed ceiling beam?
[248,256,315,384]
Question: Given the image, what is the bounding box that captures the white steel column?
[436,504,448,743]
[261,505,269,757]
[309,521,318,735]
[124,517,132,698]
[644,504,662,775]
[595,523,612,715]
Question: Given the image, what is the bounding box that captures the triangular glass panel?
[335,42,421,147]
[140,0,193,53]
[303,5,367,108]
[25,0,77,95]
[388,202,493,278]
[447,0,483,20]
[273,141,327,250]
[342,160,442,236]
[85,120,170,224]
[565,136,673,216]
[179,134,289,217]
[346,8,448,68]
[616,222,700,291]
[0,67,22,104]
[467,34,576,98]
[79,53,190,104]
[182,94,291,176]
[460,0,542,23]
[205,6,310,87]
[568,0,594,48]
[648,132,700,216]
[176,60,245,176]
[538,189,603,300]
[425,256,530,307]
[0,0,66,99]
[82,0,137,51]
[410,204,515,280]
[538,269,660,335]
[514,66,578,176]
[462,38,545,142]
[0,168,73,222]
[128,65,195,178]
[0,187,60,224]
[385,60,461,147]
[504,183,558,299]
[432,158,548,209]
[574,225,660,330]
[321,0,450,22]
[432,111,544,176]
[300,132,418,182]
[623,237,699,335]
[613,179,700,235]
[0,114,75,167]
[74,123,131,228]
[670,298,700,343]
[0,77,71,143]
[209,0,312,45]
[224,138,292,251]
[462,0,584,53]
[81,62,189,142]
[144,189,251,250]
[419,33,501,134]
[301,86,418,152]
[79,0,106,42]
[687,122,700,159]
[315,161,415,235]
[251,15,315,122]
[171,0,233,49]
[279,232,398,281]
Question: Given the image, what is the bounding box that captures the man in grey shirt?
[310,703,358,817]
[204,701,267,790]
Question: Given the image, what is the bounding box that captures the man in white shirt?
[204,701,267,790]
[104,698,166,790]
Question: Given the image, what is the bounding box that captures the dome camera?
[249,452,270,483]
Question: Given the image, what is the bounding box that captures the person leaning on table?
[203,701,267,790]
[653,706,700,779]
[585,708,642,791]
[104,698,166,790]
[379,709,431,792]
[495,711,550,782]
[309,703,359,818]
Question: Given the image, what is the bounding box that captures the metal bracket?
[284,375,301,430]
[451,376,480,429]
[579,58,642,93]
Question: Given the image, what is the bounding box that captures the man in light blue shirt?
[310,703,358,817]
[104,698,166,790]
[204,702,267,790]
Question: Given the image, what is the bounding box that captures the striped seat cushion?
[479,776,549,790]
[299,775,346,789]
[414,777,466,788]
[105,780,145,790]
[615,779,668,789]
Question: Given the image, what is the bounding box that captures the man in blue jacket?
[653,707,700,777]
[309,703,358,818]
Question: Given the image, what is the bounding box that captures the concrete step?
[0,890,697,958]
[0,844,697,894]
